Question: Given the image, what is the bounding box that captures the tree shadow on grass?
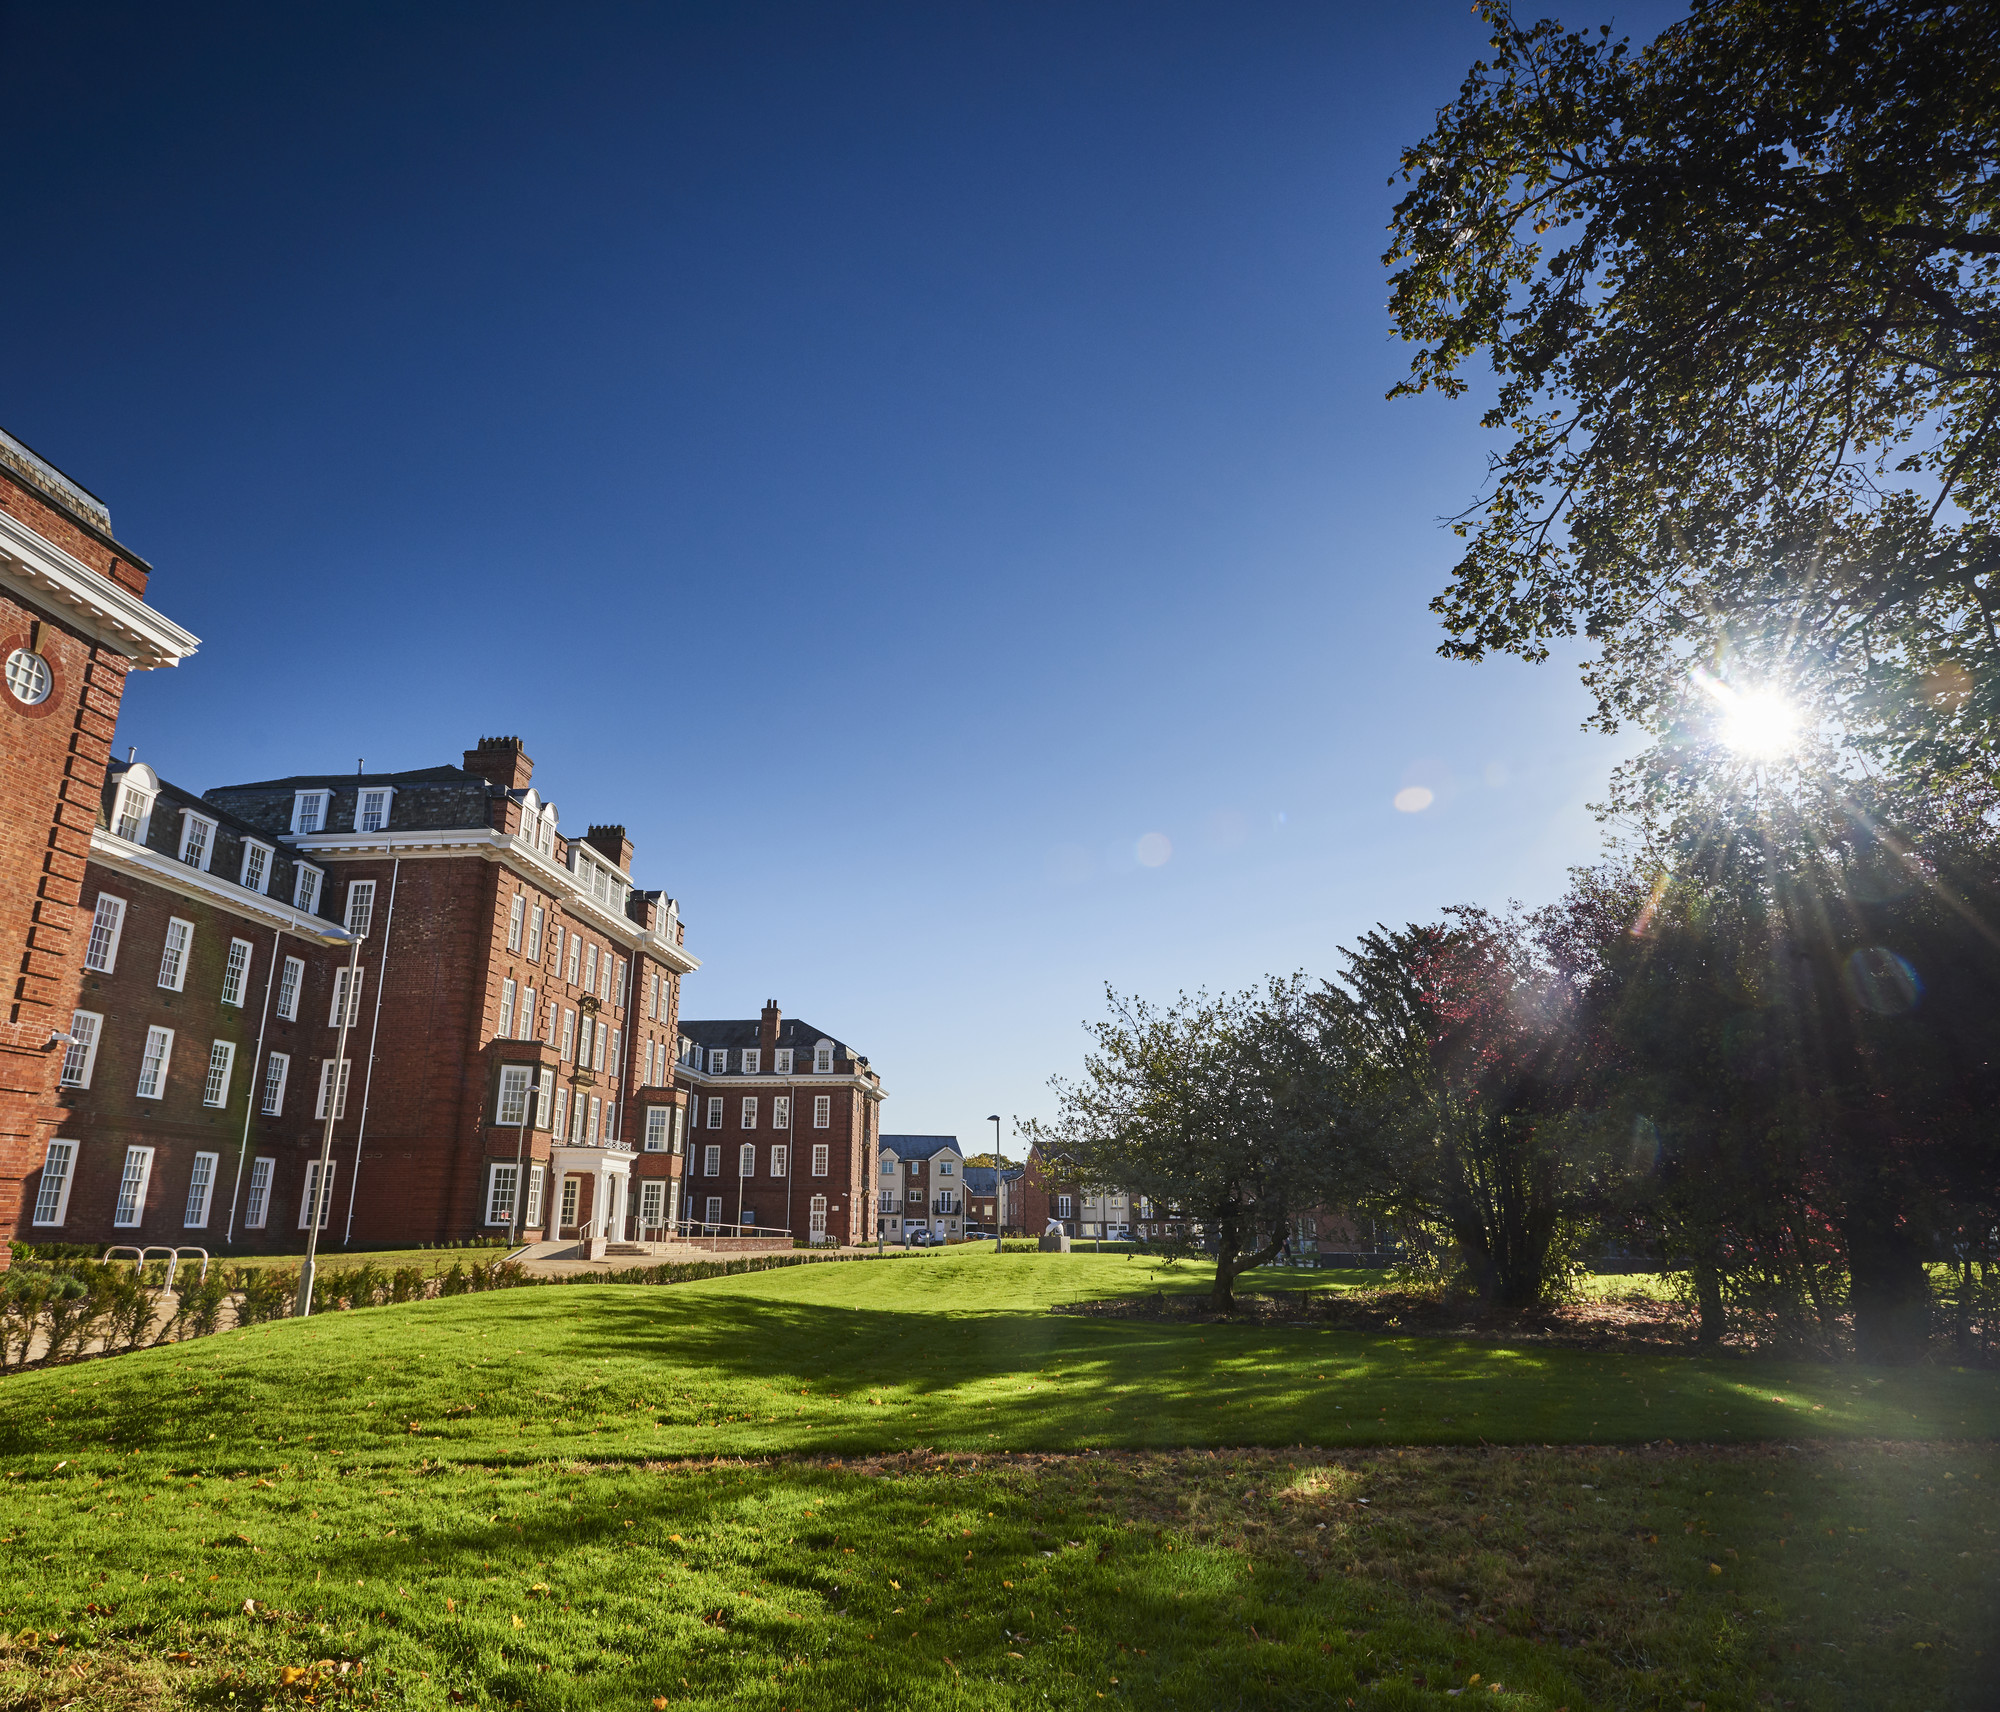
[4,1290,1997,1471]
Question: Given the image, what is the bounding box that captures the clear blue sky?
[6,0,1676,1150]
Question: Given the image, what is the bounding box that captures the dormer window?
[775,1048,793,1074]
[112,784,154,844]
[292,790,330,834]
[708,1049,728,1074]
[814,1042,834,1073]
[178,811,217,871]
[355,787,393,833]
[742,1049,762,1075]
[240,840,273,894]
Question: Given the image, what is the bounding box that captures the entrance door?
[639,1179,665,1237]
[809,1195,828,1242]
[559,1175,580,1235]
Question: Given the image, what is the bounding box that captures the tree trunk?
[1692,1260,1725,1346]
[1845,1218,1932,1365]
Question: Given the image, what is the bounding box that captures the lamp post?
[987,1114,1003,1252]
[297,923,364,1318]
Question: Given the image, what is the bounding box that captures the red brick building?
[19,735,699,1251]
[0,428,196,1269]
[675,1002,883,1245]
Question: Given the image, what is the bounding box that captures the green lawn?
[0,1247,1994,1711]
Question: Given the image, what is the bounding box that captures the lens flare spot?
[1844,947,1921,1015]
[1135,832,1172,868]
[1697,671,1801,757]
[1393,786,1434,814]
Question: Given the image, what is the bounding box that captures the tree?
[1386,0,2000,786]
[1328,909,1607,1310]
[1029,979,1348,1311]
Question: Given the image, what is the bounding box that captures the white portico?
[549,1140,634,1251]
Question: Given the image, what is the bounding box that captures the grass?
[0,1247,1994,1710]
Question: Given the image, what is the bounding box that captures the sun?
[1717,687,1801,758]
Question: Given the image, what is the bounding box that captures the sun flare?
[1697,674,1801,759]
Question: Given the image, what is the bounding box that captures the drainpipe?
[341,856,399,1246]
[223,927,283,1243]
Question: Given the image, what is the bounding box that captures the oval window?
[4,649,52,707]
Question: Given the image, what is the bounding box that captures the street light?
[987,1114,1003,1252]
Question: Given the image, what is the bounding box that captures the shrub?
[388,1266,426,1304]
[0,1271,53,1368]
[232,1265,297,1327]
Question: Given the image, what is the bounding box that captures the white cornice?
[675,1068,887,1101]
[286,826,700,973]
[0,509,198,669]
[91,828,355,944]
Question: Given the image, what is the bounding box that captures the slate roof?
[209,764,478,792]
[962,1165,998,1194]
[879,1134,960,1161]
[679,1017,861,1064]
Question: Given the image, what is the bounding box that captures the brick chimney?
[463,735,534,790]
[585,824,634,871]
[761,1000,781,1054]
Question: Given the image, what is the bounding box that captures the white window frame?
[114,1145,155,1228]
[614,959,626,1007]
[498,978,517,1039]
[742,1048,761,1075]
[315,1057,352,1121]
[708,1048,727,1074]
[485,1161,520,1226]
[584,943,598,993]
[240,838,274,894]
[112,782,154,844]
[292,789,331,834]
[299,1158,336,1229]
[588,1095,602,1144]
[809,1194,827,1239]
[739,1142,756,1178]
[773,1094,791,1129]
[770,1144,788,1178]
[59,1010,102,1089]
[294,863,324,914]
[524,1164,546,1229]
[813,1094,831,1129]
[565,932,579,983]
[32,1139,77,1226]
[1057,1195,1073,1221]
[774,1048,793,1074]
[507,893,525,951]
[552,1086,570,1140]
[496,1064,532,1127]
[221,937,253,1007]
[355,786,394,834]
[704,1194,723,1225]
[202,1039,236,1107]
[560,1175,581,1229]
[638,1178,665,1232]
[814,1042,834,1073]
[647,972,659,1019]
[527,905,544,962]
[262,1050,290,1115]
[83,893,126,972]
[644,1106,671,1151]
[136,1025,174,1099]
[538,1067,555,1130]
[703,1143,721,1176]
[177,809,217,871]
[706,1096,723,1129]
[741,1096,759,1130]
[939,1159,955,1176]
[562,1008,576,1060]
[243,1156,275,1229]
[330,965,365,1028]
[276,955,304,1020]
[812,1143,829,1177]
[344,879,377,937]
[157,917,193,992]
[184,1150,219,1229]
